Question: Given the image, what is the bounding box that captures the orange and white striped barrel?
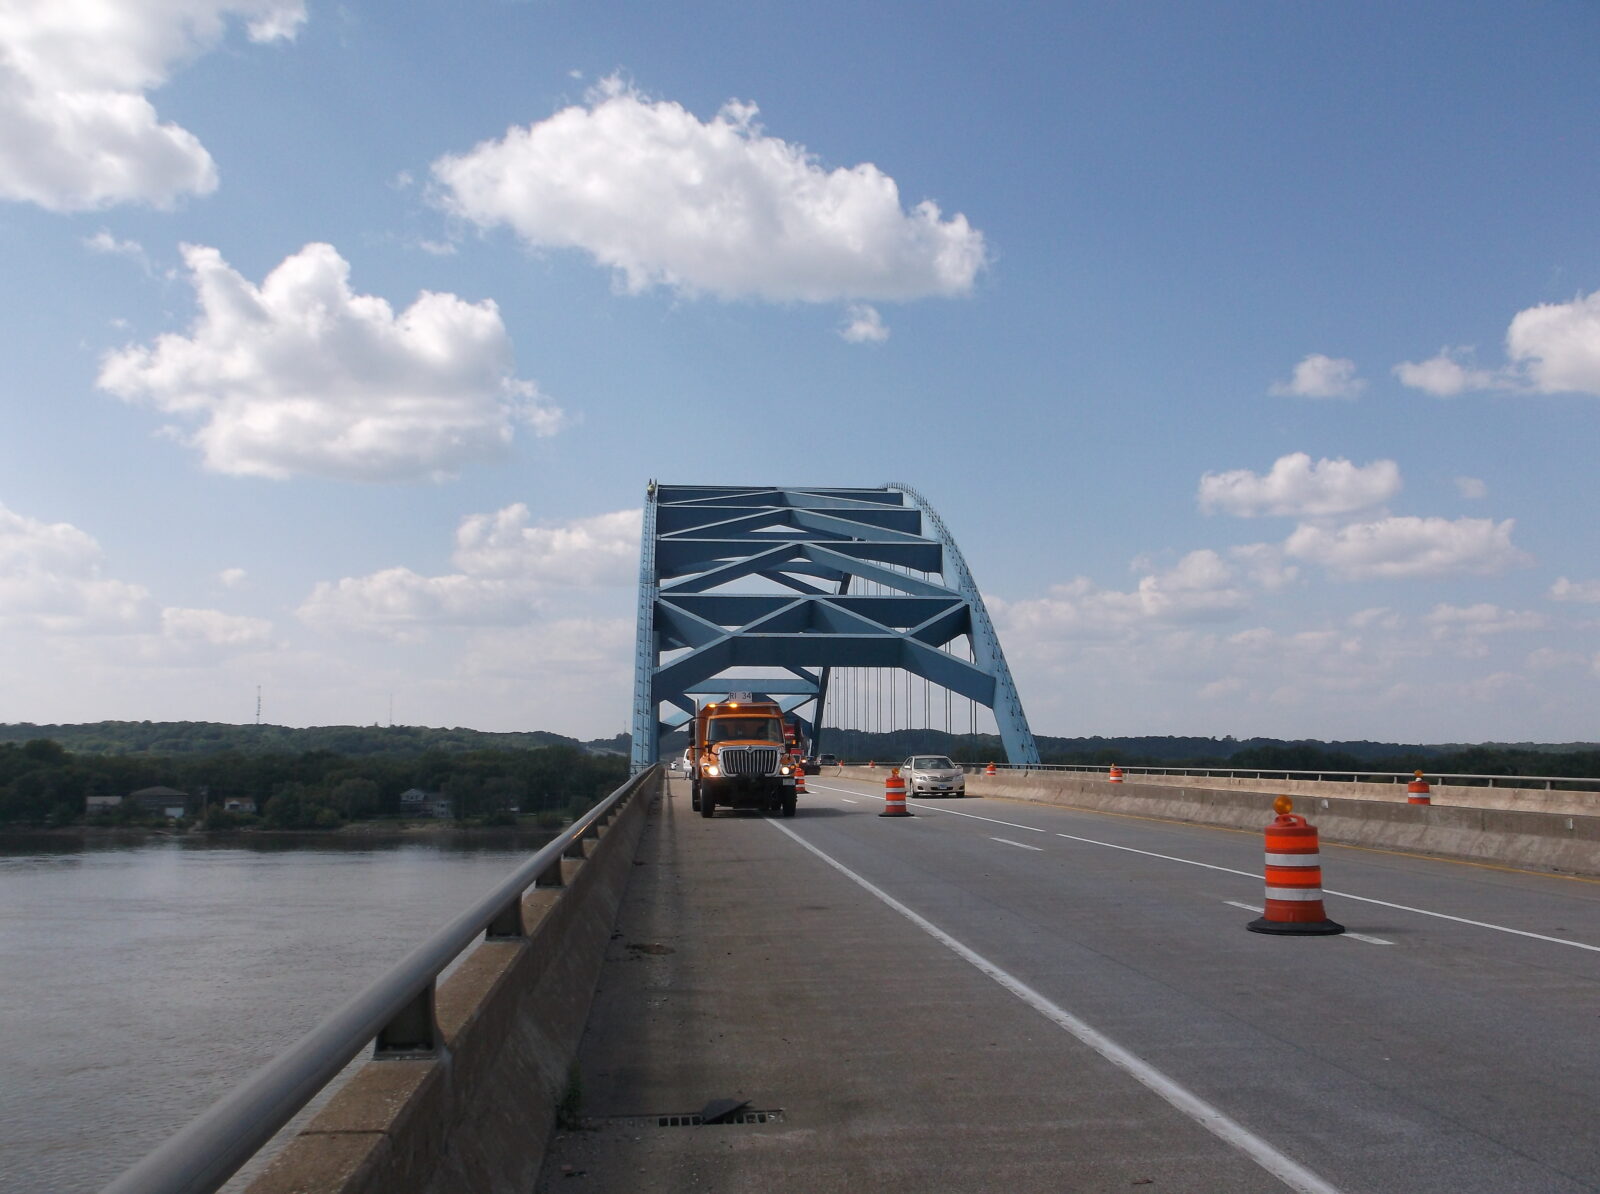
[793,767,807,794]
[1247,799,1343,936]
[880,768,912,817]
[984,761,997,776]
[1108,765,1123,783]
[1407,770,1431,805]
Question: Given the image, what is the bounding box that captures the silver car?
[901,755,965,797]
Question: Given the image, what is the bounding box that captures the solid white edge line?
[770,820,1345,1194]
[991,836,1043,852]
[814,783,1600,954]
[1224,901,1394,946]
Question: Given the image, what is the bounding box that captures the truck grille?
[717,746,780,777]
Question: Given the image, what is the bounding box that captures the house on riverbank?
[127,787,195,818]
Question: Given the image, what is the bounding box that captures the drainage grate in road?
[605,1109,785,1129]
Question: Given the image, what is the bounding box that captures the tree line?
[0,719,617,758]
[807,728,1600,782]
[0,738,630,830]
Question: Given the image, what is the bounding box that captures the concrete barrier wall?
[248,776,656,1194]
[1071,770,1600,817]
[851,768,1600,877]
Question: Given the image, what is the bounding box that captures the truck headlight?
[705,765,720,777]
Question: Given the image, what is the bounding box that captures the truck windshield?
[708,717,782,744]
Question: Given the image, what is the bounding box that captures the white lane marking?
[821,786,1600,954]
[1224,901,1394,946]
[838,798,859,804]
[1319,891,1595,952]
[991,837,1043,852]
[808,783,1046,833]
[770,821,1345,1194]
[1053,832,1600,955]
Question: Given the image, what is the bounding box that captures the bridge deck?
[535,777,1285,1192]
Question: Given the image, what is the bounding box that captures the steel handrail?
[835,761,1598,791]
[102,764,661,1194]
[936,762,1600,791]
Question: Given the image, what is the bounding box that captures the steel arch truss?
[630,483,1040,769]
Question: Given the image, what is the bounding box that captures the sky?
[1,1,1597,744]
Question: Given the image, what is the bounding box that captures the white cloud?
[299,505,641,638]
[84,229,150,270]
[994,550,1248,641]
[1526,646,1586,672]
[461,617,634,680]
[1550,577,1600,604]
[1454,476,1487,500]
[840,304,889,343]
[1392,347,1499,397]
[1347,607,1401,631]
[1198,453,1400,519]
[219,567,247,588]
[296,567,530,640]
[1284,516,1528,580]
[452,505,641,584]
[1423,604,1546,656]
[0,502,272,659]
[0,501,154,632]
[0,0,304,211]
[98,242,562,482]
[1227,542,1299,591]
[431,77,987,303]
[1269,354,1366,399]
[161,606,271,646]
[1506,289,1600,395]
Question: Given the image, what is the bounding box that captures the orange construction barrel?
[880,768,912,818]
[1247,797,1344,936]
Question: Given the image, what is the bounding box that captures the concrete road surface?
[536,775,1600,1193]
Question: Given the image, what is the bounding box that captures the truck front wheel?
[782,794,797,818]
[699,791,715,818]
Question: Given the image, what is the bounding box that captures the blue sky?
[1,1,1597,743]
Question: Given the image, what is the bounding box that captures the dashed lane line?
[808,781,1600,955]
[769,820,1346,1194]
[991,836,1043,852]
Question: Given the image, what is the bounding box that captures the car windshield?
[707,716,782,744]
[913,756,954,769]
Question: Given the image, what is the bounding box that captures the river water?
[0,830,558,1194]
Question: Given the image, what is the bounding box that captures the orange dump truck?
[690,694,799,819]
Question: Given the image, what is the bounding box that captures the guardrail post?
[375,983,440,1058]
[486,893,526,939]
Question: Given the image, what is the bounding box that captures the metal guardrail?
[837,760,1600,793]
[959,762,1600,792]
[102,764,662,1194]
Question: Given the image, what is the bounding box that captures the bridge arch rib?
[629,483,1040,769]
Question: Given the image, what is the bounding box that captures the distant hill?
[653,726,1600,777]
[0,720,581,757]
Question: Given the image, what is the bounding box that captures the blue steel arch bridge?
[630,483,1039,770]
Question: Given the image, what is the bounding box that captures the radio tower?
[255,685,262,726]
